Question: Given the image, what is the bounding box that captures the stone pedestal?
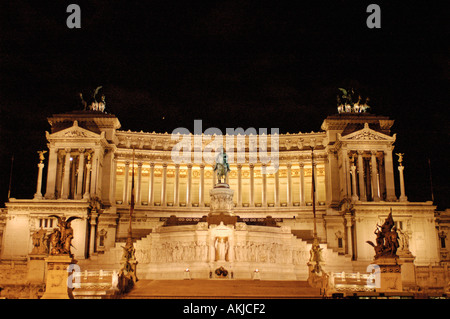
[374,257,403,293]
[41,255,76,299]
[398,252,416,289]
[27,254,47,283]
[208,183,236,226]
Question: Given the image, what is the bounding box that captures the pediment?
[339,123,395,142]
[47,120,102,139]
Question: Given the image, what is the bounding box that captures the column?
[237,164,242,207]
[199,164,205,206]
[345,151,352,198]
[371,151,380,201]
[212,164,217,186]
[350,162,359,201]
[287,163,292,206]
[384,147,397,201]
[275,168,280,207]
[45,147,59,199]
[249,164,254,207]
[123,161,130,204]
[61,148,71,199]
[299,163,305,206]
[83,160,92,200]
[90,149,101,197]
[34,162,45,200]
[174,164,179,206]
[89,209,98,256]
[75,149,85,199]
[186,164,192,207]
[148,163,155,206]
[346,216,354,259]
[136,162,143,205]
[357,151,366,201]
[161,163,167,206]
[398,164,408,202]
[262,164,267,207]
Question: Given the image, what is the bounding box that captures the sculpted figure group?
[366,211,400,259]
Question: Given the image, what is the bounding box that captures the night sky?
[0,1,448,209]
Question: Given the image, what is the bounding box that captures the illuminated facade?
[1,110,449,296]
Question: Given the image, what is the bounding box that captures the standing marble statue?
[215,237,229,261]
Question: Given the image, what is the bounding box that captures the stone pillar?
[174,164,179,206]
[371,151,380,201]
[123,161,130,204]
[299,163,305,206]
[262,164,267,207]
[41,255,76,299]
[90,149,100,197]
[237,164,242,207]
[148,163,154,206]
[61,148,72,199]
[287,163,292,206]
[75,150,85,199]
[346,216,354,259]
[357,151,366,201]
[186,164,192,207]
[89,209,98,255]
[249,164,254,207]
[350,162,359,201]
[275,169,280,207]
[398,165,408,202]
[200,164,205,206]
[34,162,45,200]
[136,162,143,205]
[212,164,217,186]
[161,163,167,206]
[345,151,352,198]
[45,147,59,199]
[83,161,92,200]
[384,148,397,201]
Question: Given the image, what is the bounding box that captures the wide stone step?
[123,280,322,299]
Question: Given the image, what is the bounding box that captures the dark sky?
[0,1,449,209]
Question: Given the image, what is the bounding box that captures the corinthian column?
[174,164,179,206]
[237,164,242,207]
[350,161,359,201]
[262,164,267,207]
[384,147,397,201]
[34,161,45,200]
[136,162,143,205]
[61,148,71,199]
[83,159,92,200]
[249,164,254,207]
[148,163,154,206]
[75,149,85,199]
[200,164,205,206]
[357,151,366,201]
[397,155,407,202]
[299,163,305,206]
[275,168,280,207]
[287,163,292,206]
[45,147,58,199]
[186,164,192,207]
[123,161,130,204]
[371,151,380,201]
[161,163,167,206]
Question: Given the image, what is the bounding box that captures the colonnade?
[347,149,397,202]
[118,161,323,207]
[43,147,100,200]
